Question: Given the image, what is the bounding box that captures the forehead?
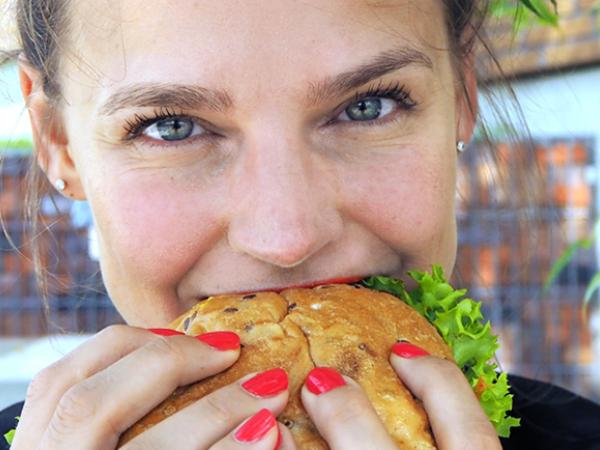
[64,0,449,102]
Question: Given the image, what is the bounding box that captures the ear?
[18,56,86,200]
[456,51,478,145]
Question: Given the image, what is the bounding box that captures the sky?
[0,0,17,52]
[0,63,31,143]
[0,0,30,144]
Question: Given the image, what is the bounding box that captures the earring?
[456,141,466,153]
[54,179,66,191]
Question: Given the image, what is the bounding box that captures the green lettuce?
[3,416,19,447]
[361,265,520,438]
[4,428,15,446]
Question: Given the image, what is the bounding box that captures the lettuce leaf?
[4,416,19,447]
[361,265,520,438]
[4,428,15,446]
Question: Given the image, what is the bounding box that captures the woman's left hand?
[300,343,502,450]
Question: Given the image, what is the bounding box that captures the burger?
[118,265,519,449]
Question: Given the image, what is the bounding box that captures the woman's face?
[43,0,471,326]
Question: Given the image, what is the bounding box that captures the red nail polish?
[242,368,288,397]
[196,331,240,351]
[391,342,430,358]
[234,408,276,443]
[148,328,185,336]
[305,367,346,395]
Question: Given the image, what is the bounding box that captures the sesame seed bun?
[120,284,453,449]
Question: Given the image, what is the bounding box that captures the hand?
[300,343,502,450]
[10,325,293,450]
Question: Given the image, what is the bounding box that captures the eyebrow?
[99,84,234,116]
[307,45,433,105]
[98,45,432,116]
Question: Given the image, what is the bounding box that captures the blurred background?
[1,0,600,411]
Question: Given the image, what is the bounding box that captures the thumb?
[390,342,501,450]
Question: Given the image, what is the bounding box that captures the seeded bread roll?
[119,284,454,449]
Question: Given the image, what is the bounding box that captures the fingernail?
[148,328,185,336]
[196,331,240,351]
[305,367,346,395]
[234,408,277,444]
[242,368,288,398]
[391,342,430,358]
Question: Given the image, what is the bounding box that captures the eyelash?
[121,81,417,141]
[338,80,416,125]
[122,106,184,140]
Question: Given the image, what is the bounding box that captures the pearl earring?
[54,179,66,191]
[456,141,466,153]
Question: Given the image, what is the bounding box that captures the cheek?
[339,145,456,252]
[89,175,224,288]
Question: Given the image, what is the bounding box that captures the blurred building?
[485,0,600,77]
[462,0,600,399]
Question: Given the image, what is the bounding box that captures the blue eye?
[336,82,416,124]
[144,117,203,141]
[339,97,397,122]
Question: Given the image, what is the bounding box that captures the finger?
[209,409,281,450]
[277,422,298,450]
[13,325,163,449]
[390,342,501,450]
[300,367,396,450]
[122,368,289,450]
[37,331,240,450]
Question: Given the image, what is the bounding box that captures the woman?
[1,0,600,449]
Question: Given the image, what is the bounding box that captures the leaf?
[489,0,559,29]
[543,237,594,291]
[362,266,520,437]
[583,271,600,306]
[520,0,559,25]
[4,428,15,446]
[3,417,19,446]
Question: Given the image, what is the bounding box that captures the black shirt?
[1,374,599,449]
[500,375,600,450]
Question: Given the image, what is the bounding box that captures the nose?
[226,133,343,268]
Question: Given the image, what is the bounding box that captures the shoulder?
[0,402,23,450]
[501,374,600,450]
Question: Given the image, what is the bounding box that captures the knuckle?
[464,432,502,450]
[56,384,97,422]
[202,392,235,425]
[26,364,59,403]
[48,385,97,439]
[318,393,367,426]
[97,324,133,342]
[429,357,464,382]
[144,335,185,367]
[466,416,500,440]
[419,358,473,402]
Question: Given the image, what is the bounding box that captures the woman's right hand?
[10,325,294,450]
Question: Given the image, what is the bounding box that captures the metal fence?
[1,138,598,402]
[0,155,121,335]
[455,137,598,402]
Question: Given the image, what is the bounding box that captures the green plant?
[490,0,559,29]
[3,416,18,446]
[544,220,600,315]
[0,138,33,153]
